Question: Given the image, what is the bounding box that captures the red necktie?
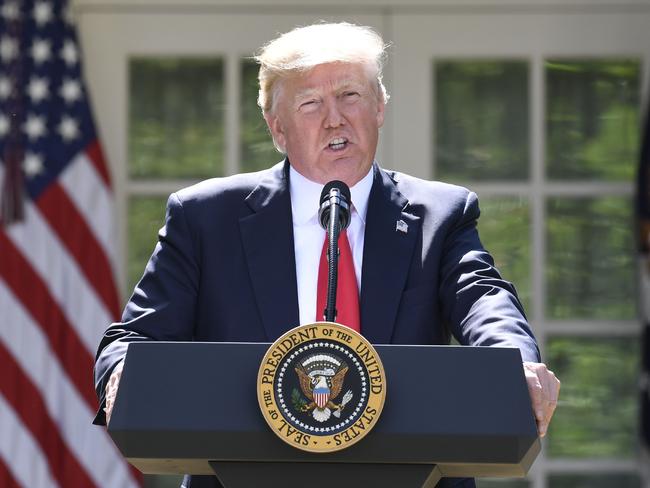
[316,229,360,332]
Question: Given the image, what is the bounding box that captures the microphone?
[317,181,351,323]
[318,180,351,231]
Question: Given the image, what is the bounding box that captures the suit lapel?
[239,162,300,341]
[360,167,421,344]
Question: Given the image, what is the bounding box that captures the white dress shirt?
[289,165,374,325]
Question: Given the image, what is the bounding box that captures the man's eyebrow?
[293,88,319,101]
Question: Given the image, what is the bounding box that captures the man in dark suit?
[94,22,559,488]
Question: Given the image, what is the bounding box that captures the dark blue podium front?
[108,342,540,488]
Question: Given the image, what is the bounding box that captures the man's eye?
[299,100,319,110]
[342,92,360,102]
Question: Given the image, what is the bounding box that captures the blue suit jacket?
[94,161,540,488]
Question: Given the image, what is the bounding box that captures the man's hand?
[104,360,125,425]
[523,361,560,438]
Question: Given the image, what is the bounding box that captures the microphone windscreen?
[320,180,351,206]
[318,180,351,230]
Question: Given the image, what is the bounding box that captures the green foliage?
[546,197,636,319]
[547,337,640,458]
[546,59,640,180]
[240,60,281,172]
[477,197,531,312]
[435,60,529,181]
[127,196,168,292]
[129,58,225,179]
[292,388,307,411]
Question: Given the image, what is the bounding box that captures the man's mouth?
[328,137,348,151]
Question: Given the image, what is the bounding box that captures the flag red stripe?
[129,465,144,485]
[0,459,22,488]
[0,343,97,488]
[0,231,97,410]
[36,183,121,319]
[85,141,112,190]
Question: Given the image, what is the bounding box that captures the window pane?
[477,479,529,488]
[435,61,529,181]
[546,197,635,319]
[477,196,531,312]
[548,473,641,488]
[241,59,281,172]
[546,59,640,181]
[128,196,168,291]
[129,58,225,179]
[546,337,639,458]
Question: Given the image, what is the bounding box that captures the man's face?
[265,62,385,187]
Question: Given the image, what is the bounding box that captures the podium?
[108,342,540,488]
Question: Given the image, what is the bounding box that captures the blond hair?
[254,22,389,114]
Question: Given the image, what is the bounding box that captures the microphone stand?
[318,181,350,323]
[324,195,341,322]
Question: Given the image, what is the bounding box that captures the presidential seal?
[257,322,386,453]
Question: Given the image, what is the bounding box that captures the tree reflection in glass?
[546,197,636,320]
[477,196,531,313]
[129,58,225,179]
[435,61,529,181]
[546,60,640,181]
[547,337,639,458]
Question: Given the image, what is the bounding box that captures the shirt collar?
[289,164,374,226]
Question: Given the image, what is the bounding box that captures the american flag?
[0,1,141,487]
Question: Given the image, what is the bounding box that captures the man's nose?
[323,98,345,128]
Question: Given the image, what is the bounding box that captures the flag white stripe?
[0,281,139,488]
[0,394,61,488]
[59,151,118,271]
[5,201,113,353]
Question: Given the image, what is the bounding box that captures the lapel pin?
[396,219,408,234]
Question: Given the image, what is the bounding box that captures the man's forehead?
[288,64,371,93]
[292,76,365,97]
[294,77,369,98]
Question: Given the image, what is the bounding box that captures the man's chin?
[289,154,372,186]
[319,161,371,187]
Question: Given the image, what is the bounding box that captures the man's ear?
[376,99,385,129]
[264,112,286,152]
